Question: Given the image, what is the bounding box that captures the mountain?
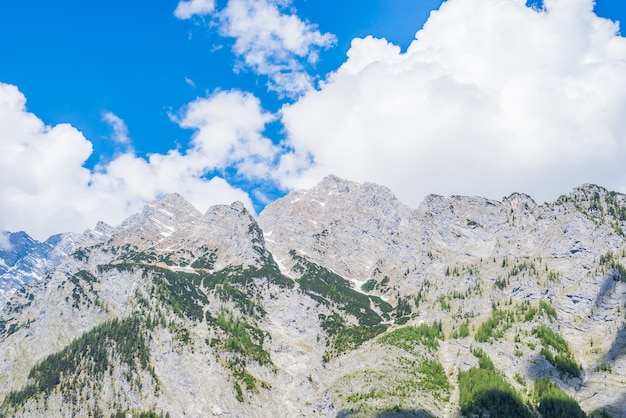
[0,223,117,300]
[1,177,625,417]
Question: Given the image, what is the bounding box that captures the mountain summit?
[0,176,625,417]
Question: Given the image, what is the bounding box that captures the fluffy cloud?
[219,0,336,96]
[278,0,626,206]
[173,90,277,178]
[0,83,94,239]
[175,0,335,96]
[0,83,271,240]
[174,0,215,19]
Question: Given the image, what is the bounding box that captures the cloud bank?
[279,0,626,206]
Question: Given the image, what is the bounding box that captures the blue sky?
[0,1,442,161]
[1,0,626,240]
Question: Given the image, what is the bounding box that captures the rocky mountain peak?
[117,194,202,241]
[316,173,353,194]
[67,196,272,273]
[503,192,537,211]
[204,200,249,219]
[145,192,202,221]
[0,231,71,295]
[92,221,115,237]
[0,232,39,266]
[572,183,608,196]
[259,175,415,284]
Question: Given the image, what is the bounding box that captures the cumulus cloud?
[0,83,273,240]
[102,111,131,145]
[174,0,215,19]
[278,0,626,206]
[172,90,278,178]
[218,0,335,96]
[175,0,335,96]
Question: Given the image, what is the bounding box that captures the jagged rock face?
[0,231,60,294]
[259,174,418,286]
[1,177,626,417]
[0,222,118,298]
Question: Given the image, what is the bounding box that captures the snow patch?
[150,216,175,237]
[170,265,196,273]
[158,208,173,217]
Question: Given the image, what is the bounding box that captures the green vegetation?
[319,313,386,361]
[138,256,286,400]
[122,249,158,264]
[204,255,294,290]
[533,379,586,418]
[3,314,154,410]
[380,323,444,353]
[293,253,385,327]
[533,325,581,378]
[151,267,207,321]
[68,270,100,309]
[539,300,558,321]
[291,252,389,358]
[475,309,515,343]
[190,251,217,269]
[437,294,451,312]
[415,358,450,398]
[516,299,557,323]
[146,254,292,322]
[84,252,290,391]
[458,348,533,418]
[360,279,377,292]
[509,261,538,278]
[341,357,449,413]
[340,343,450,414]
[72,248,89,262]
[547,270,561,281]
[494,275,509,290]
[452,320,470,339]
[208,309,271,366]
[206,306,272,397]
[600,251,626,281]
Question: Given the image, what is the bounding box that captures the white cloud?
[0,83,272,240]
[216,0,336,96]
[0,83,95,239]
[102,111,130,145]
[278,0,626,206]
[174,0,335,95]
[172,89,278,178]
[0,232,10,250]
[174,0,215,19]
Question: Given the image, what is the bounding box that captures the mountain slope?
[0,178,626,417]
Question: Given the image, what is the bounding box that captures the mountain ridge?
[0,176,625,417]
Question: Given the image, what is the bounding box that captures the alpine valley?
[1,175,626,417]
